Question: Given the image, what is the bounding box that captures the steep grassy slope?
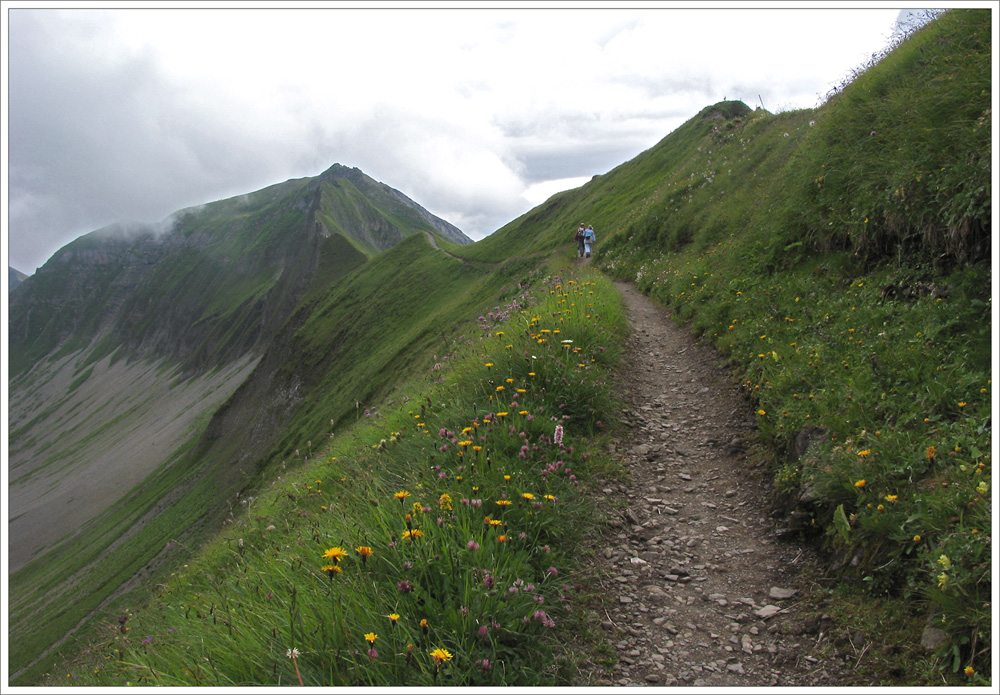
[315,164,471,254]
[44,260,626,688]
[7,234,541,685]
[11,8,990,687]
[554,8,992,678]
[310,8,992,681]
[7,167,475,684]
[180,233,541,514]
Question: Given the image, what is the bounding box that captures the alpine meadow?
[6,9,992,688]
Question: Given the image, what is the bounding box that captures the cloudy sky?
[5,2,926,273]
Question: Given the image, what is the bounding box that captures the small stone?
[645,674,661,683]
[769,586,798,600]
[921,626,949,650]
[755,605,782,619]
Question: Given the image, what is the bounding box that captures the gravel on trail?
[579,280,854,688]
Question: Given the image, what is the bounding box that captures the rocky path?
[584,281,850,687]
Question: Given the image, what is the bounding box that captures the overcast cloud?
[5,3,918,274]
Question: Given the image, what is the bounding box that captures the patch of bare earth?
[581,281,851,687]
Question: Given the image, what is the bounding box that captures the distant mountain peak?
[9,266,29,293]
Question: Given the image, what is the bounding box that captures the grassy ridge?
[17,8,990,687]
[444,9,993,681]
[55,264,629,687]
[594,9,991,681]
[9,237,545,686]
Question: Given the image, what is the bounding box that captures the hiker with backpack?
[583,225,596,257]
[574,223,586,257]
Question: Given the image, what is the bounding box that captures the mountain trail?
[579,279,852,687]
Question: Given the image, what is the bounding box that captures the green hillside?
[11,8,991,688]
[6,166,476,685]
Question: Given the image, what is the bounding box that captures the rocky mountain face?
[7,164,468,571]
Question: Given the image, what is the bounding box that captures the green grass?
[594,8,991,681]
[11,8,991,688]
[49,265,629,687]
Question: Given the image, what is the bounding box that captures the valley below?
[8,350,258,572]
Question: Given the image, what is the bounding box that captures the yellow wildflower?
[430,647,453,663]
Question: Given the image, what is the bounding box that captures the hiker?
[574,223,586,257]
[583,225,596,258]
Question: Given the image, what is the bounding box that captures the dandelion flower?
[854,479,866,488]
[321,564,342,578]
[387,613,401,624]
[323,547,349,563]
[364,633,378,644]
[402,529,425,541]
[355,546,374,562]
[430,648,453,663]
[913,535,921,542]
[965,666,975,677]
[394,491,411,501]
[496,500,512,507]
[884,494,898,502]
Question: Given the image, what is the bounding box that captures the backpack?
[574,228,583,241]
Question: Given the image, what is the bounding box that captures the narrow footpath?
[583,281,852,687]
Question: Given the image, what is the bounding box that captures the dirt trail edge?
[583,281,850,687]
